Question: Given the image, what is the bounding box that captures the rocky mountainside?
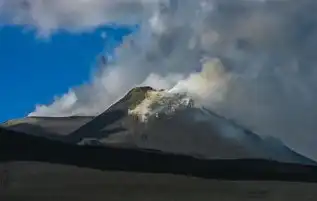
[1,88,317,200]
[1,126,317,200]
[67,86,316,165]
[1,86,315,165]
[1,116,93,141]
[1,126,317,183]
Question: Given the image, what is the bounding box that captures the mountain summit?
[2,86,315,165]
[58,86,315,165]
[2,86,315,166]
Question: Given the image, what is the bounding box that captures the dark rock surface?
[1,116,93,139]
[1,162,317,201]
[1,127,317,182]
[1,127,317,200]
[69,87,316,165]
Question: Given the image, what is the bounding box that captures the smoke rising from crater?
[1,0,317,160]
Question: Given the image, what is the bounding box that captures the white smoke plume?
[1,0,317,160]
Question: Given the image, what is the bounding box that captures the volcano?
[2,86,316,165]
[1,86,317,200]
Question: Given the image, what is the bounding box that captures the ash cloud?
[1,0,317,160]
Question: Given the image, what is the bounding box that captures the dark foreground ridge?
[1,127,317,183]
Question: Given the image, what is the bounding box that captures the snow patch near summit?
[128,58,229,123]
[128,90,194,122]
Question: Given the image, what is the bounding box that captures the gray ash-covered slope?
[2,162,317,201]
[1,116,94,140]
[68,86,316,165]
[1,124,317,200]
[65,86,155,146]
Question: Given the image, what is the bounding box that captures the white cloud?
[0,0,159,36]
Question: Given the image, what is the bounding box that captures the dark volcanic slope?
[1,162,317,201]
[69,87,316,165]
[1,127,317,183]
[1,116,94,140]
[2,87,315,165]
[66,87,153,144]
[1,127,317,200]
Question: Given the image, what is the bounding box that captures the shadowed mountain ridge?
[1,126,317,183]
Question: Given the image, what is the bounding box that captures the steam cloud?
[1,0,317,160]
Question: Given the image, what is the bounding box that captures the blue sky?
[0,25,133,123]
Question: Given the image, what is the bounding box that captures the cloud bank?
[2,0,317,160]
[0,0,153,36]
